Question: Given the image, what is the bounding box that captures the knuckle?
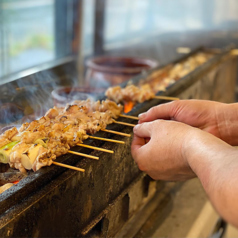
[168,100,179,108]
[152,119,163,128]
[144,121,153,133]
[170,100,179,106]
[141,122,150,133]
[148,106,158,115]
[149,105,161,114]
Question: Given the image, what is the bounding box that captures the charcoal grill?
[0,47,237,237]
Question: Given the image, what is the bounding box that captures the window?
[0,0,80,81]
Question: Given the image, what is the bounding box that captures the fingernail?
[138,113,146,120]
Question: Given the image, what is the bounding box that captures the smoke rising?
[0,67,80,131]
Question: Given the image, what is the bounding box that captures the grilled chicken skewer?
[105,84,179,104]
[0,100,126,173]
[105,84,156,104]
[105,52,212,104]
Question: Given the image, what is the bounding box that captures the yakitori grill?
[0,45,237,237]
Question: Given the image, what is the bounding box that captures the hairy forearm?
[185,130,238,227]
[217,103,238,145]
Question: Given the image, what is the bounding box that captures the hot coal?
[0,171,27,186]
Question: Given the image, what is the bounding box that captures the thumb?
[133,122,153,138]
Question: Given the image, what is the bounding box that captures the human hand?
[132,118,238,228]
[138,100,238,145]
[131,120,197,181]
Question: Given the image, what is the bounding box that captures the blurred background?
[1,0,238,81]
[1,0,238,124]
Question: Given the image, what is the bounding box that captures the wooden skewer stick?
[154,96,180,101]
[119,114,139,120]
[88,135,125,144]
[52,162,85,172]
[77,143,114,154]
[68,150,99,160]
[101,129,131,137]
[231,49,238,56]
[113,120,136,127]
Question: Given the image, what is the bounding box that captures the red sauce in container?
[85,56,159,88]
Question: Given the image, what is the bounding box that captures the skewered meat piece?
[152,78,175,92]
[104,86,123,103]
[85,111,112,134]
[105,84,156,103]
[72,99,93,112]
[124,84,155,103]
[16,130,47,144]
[47,138,69,157]
[122,85,140,102]
[45,107,62,119]
[0,127,19,148]
[9,142,31,173]
[136,85,155,103]
[11,141,56,172]
[62,107,90,125]
[3,127,18,140]
[72,99,123,118]
[11,137,64,171]
[99,100,123,115]
[105,85,130,103]
[32,149,56,172]
[10,135,67,172]
[21,120,40,132]
[61,128,86,147]
[19,122,29,132]
[12,121,48,144]
[89,100,122,118]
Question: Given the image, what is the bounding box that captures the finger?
[133,122,153,138]
[131,134,145,150]
[131,134,152,171]
[131,134,146,161]
[138,101,179,123]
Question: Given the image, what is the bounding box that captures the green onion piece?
[0,141,19,164]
